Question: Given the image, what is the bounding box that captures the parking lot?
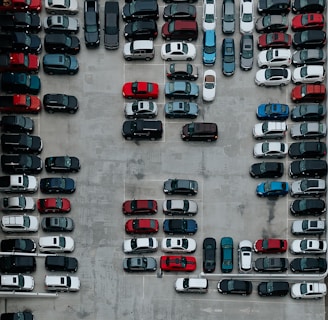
[0,0,327,319]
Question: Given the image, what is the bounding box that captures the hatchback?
[122,0,159,22]
[249,162,284,178]
[42,54,79,75]
[164,102,199,118]
[291,84,326,102]
[202,30,216,65]
[257,0,291,14]
[254,257,289,272]
[291,104,326,121]
[1,154,42,174]
[222,38,235,76]
[292,48,326,66]
[290,179,326,197]
[292,13,325,31]
[293,30,326,50]
[256,181,289,197]
[255,67,291,86]
[289,159,327,178]
[161,20,198,41]
[290,122,326,139]
[163,3,196,20]
[218,279,253,295]
[220,236,233,273]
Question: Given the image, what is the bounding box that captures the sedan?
[203,237,216,273]
[291,219,325,234]
[255,15,288,33]
[218,279,253,295]
[257,48,292,68]
[203,0,217,31]
[254,238,287,253]
[163,199,197,216]
[164,101,199,119]
[253,142,288,158]
[38,235,74,253]
[254,257,289,272]
[43,93,79,114]
[256,103,289,120]
[290,122,327,139]
[43,15,79,34]
[290,257,327,273]
[221,38,235,76]
[292,48,326,66]
[165,81,199,100]
[37,197,71,214]
[290,198,326,216]
[41,217,74,232]
[292,65,325,84]
[163,219,198,235]
[291,104,326,121]
[290,179,326,197]
[160,42,196,61]
[292,0,325,13]
[124,101,158,119]
[166,63,198,81]
[160,255,196,272]
[239,34,254,70]
[249,162,284,178]
[255,68,291,86]
[258,281,289,297]
[163,4,196,20]
[290,239,327,254]
[123,257,157,272]
[288,141,327,159]
[291,84,326,102]
[122,81,159,100]
[40,177,76,194]
[161,237,196,253]
[292,13,324,31]
[239,0,254,34]
[122,200,158,215]
[123,237,158,254]
[202,69,216,102]
[45,0,78,15]
[0,238,36,253]
[163,179,198,195]
[292,30,326,50]
[257,0,291,15]
[45,156,80,173]
[256,181,289,198]
[1,195,35,212]
[257,32,292,50]
[291,282,327,299]
[125,219,159,234]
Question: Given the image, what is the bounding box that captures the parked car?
[1,154,42,174]
[163,179,198,195]
[163,199,197,216]
[258,281,290,296]
[254,257,289,272]
[253,142,288,158]
[202,69,216,101]
[43,93,79,114]
[164,101,199,119]
[290,239,327,254]
[160,255,196,272]
[291,84,326,102]
[122,0,159,22]
[203,237,216,273]
[41,217,74,232]
[122,119,163,140]
[161,237,196,253]
[124,20,158,41]
[161,42,196,61]
[290,257,327,272]
[83,0,100,48]
[222,0,235,34]
[257,32,292,50]
[0,312,35,320]
[123,237,158,254]
[221,38,235,76]
[104,1,119,50]
[290,198,326,216]
[175,278,208,293]
[238,240,252,272]
[166,63,198,81]
[0,12,41,33]
[253,238,287,253]
[45,0,78,15]
[290,122,327,139]
[289,159,327,178]
[253,121,287,140]
[124,101,158,119]
[220,236,233,273]
[292,48,326,66]
[291,219,325,234]
[239,34,254,70]
[45,156,80,173]
[164,81,199,100]
[163,218,198,235]
[1,195,35,212]
[1,214,38,233]
[125,219,159,234]
[44,33,80,54]
[181,122,218,141]
[291,282,326,299]
[288,141,327,159]
[0,238,36,252]
[291,104,326,121]
[45,275,80,292]
[37,197,71,214]
[256,181,289,198]
[163,3,196,20]
[255,15,288,33]
[257,48,291,68]
[249,162,284,178]
[256,103,289,120]
[40,177,76,194]
[42,54,79,75]
[1,133,42,154]
[123,40,154,61]
[218,279,252,295]
[255,68,291,86]
[1,72,41,95]
[290,179,326,197]
[122,81,159,100]
[1,115,34,133]
[123,257,157,272]
[0,274,34,291]
[203,0,216,30]
[122,200,157,215]
[292,0,325,13]
[202,30,216,66]
[45,255,78,272]
[0,255,36,273]
[240,0,254,33]
[44,15,79,34]
[161,20,198,41]
[38,235,74,253]
[257,0,290,14]
[292,13,324,31]
[293,30,326,50]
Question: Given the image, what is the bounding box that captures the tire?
[47,109,54,114]
[126,57,132,61]
[145,57,150,61]
[186,58,192,61]
[167,58,172,61]
[68,110,75,114]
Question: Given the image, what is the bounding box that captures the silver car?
[44,15,79,34]
[290,122,327,139]
[222,0,235,34]
[291,282,327,299]
[290,179,326,197]
[161,237,197,253]
[240,34,253,71]
[163,199,198,216]
[124,101,158,119]
[0,195,35,212]
[292,49,327,67]
[291,219,325,235]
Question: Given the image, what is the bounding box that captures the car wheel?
[280,83,286,87]
[166,37,171,41]
[260,65,267,69]
[125,136,132,140]
[145,57,151,61]
[186,58,192,61]
[126,57,132,61]
[259,83,265,87]
[167,58,172,61]
[150,137,156,141]
[187,37,193,41]
[47,109,55,114]
[68,110,76,114]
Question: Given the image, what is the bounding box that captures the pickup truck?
[0,95,41,113]
[0,174,38,193]
[84,0,100,48]
[0,53,39,73]
[0,32,42,54]
[0,12,41,33]
[0,0,41,12]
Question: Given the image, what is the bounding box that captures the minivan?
[161,20,198,41]
[123,40,155,61]
[181,122,218,141]
[122,119,163,140]
[175,278,208,293]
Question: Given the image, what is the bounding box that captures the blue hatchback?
[203,30,216,66]
[257,103,290,120]
[220,237,233,273]
[256,181,289,198]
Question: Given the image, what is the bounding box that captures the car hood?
[85,31,99,44]
[223,61,235,74]
[223,21,234,33]
[105,33,119,48]
[29,75,41,93]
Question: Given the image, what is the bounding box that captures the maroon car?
[258,32,292,50]
[125,219,159,234]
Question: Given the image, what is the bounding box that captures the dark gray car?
[104,1,119,50]
[240,34,253,70]
[123,257,157,272]
[222,0,235,34]
[41,217,74,232]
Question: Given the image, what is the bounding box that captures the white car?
[255,68,291,86]
[1,215,38,233]
[291,219,325,235]
[123,237,158,254]
[45,275,80,292]
[163,199,198,216]
[238,240,252,272]
[291,282,326,299]
[39,236,75,253]
[252,121,287,140]
[1,195,35,212]
[253,142,288,158]
[161,42,196,61]
[45,0,78,15]
[239,0,254,33]
[124,101,158,119]
[257,49,292,68]
[290,239,327,254]
[292,65,325,84]
[202,69,216,102]
[203,0,216,31]
[290,179,326,197]
[0,274,34,291]
[161,237,196,253]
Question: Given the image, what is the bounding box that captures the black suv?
[288,141,327,159]
[44,33,80,54]
[45,255,78,272]
[1,154,42,174]
[203,237,216,273]
[1,115,34,133]
[104,1,119,50]
[122,119,163,140]
[289,159,327,178]
[124,20,158,41]
[1,133,42,154]
[122,0,159,22]
[84,0,100,48]
[0,12,41,33]
[0,32,42,54]
[43,93,79,114]
[249,162,284,178]
[0,255,36,273]
[257,0,291,15]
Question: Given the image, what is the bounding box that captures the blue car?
[163,219,198,235]
[222,38,235,76]
[203,30,216,66]
[257,103,290,120]
[40,177,76,194]
[220,237,233,273]
[256,181,289,198]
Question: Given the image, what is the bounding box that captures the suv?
[44,34,80,54]
[290,178,326,197]
[45,275,80,292]
[291,219,325,235]
[42,54,79,75]
[0,255,36,273]
[123,40,154,61]
[122,0,159,22]
[84,0,100,48]
[104,1,119,50]
[181,122,218,141]
[1,115,34,133]
[45,255,78,272]
[257,48,291,68]
[1,133,42,154]
[253,121,287,139]
[0,274,34,291]
[291,84,326,103]
[122,119,163,140]
[162,20,198,41]
[289,160,327,178]
[124,20,158,41]
[1,214,39,233]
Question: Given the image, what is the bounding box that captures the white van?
[175,278,208,293]
[123,40,155,61]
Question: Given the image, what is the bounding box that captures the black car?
[290,257,327,272]
[122,0,159,22]
[1,72,41,95]
[1,154,42,174]
[257,0,291,15]
[163,179,198,195]
[240,34,254,71]
[0,312,34,320]
[124,20,158,41]
[249,162,284,178]
[0,238,36,252]
[44,34,81,54]
[289,159,327,178]
[45,156,81,173]
[1,133,42,154]
[41,217,74,232]
[292,49,326,66]
[166,63,198,80]
[122,120,163,140]
[1,115,34,133]
[218,279,253,295]
[254,257,289,272]
[43,93,79,114]
[0,255,36,273]
[0,32,42,54]
[257,281,290,297]
[84,0,100,48]
[293,30,326,50]
[290,198,326,216]
[0,12,41,33]
[163,218,198,235]
[292,0,326,13]
[163,4,196,20]
[203,237,216,273]
[104,1,119,50]
[288,141,327,159]
[40,177,76,194]
[45,255,78,272]
[291,104,326,121]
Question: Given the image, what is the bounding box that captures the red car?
[0,53,39,73]
[292,13,324,31]
[125,219,159,234]
[0,94,41,113]
[160,255,196,272]
[37,197,71,213]
[291,84,326,103]
[257,32,292,50]
[122,200,158,215]
[253,239,287,253]
[122,81,159,100]
[0,0,42,12]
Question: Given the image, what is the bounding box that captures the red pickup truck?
[0,53,39,73]
[0,0,41,12]
[0,95,41,113]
